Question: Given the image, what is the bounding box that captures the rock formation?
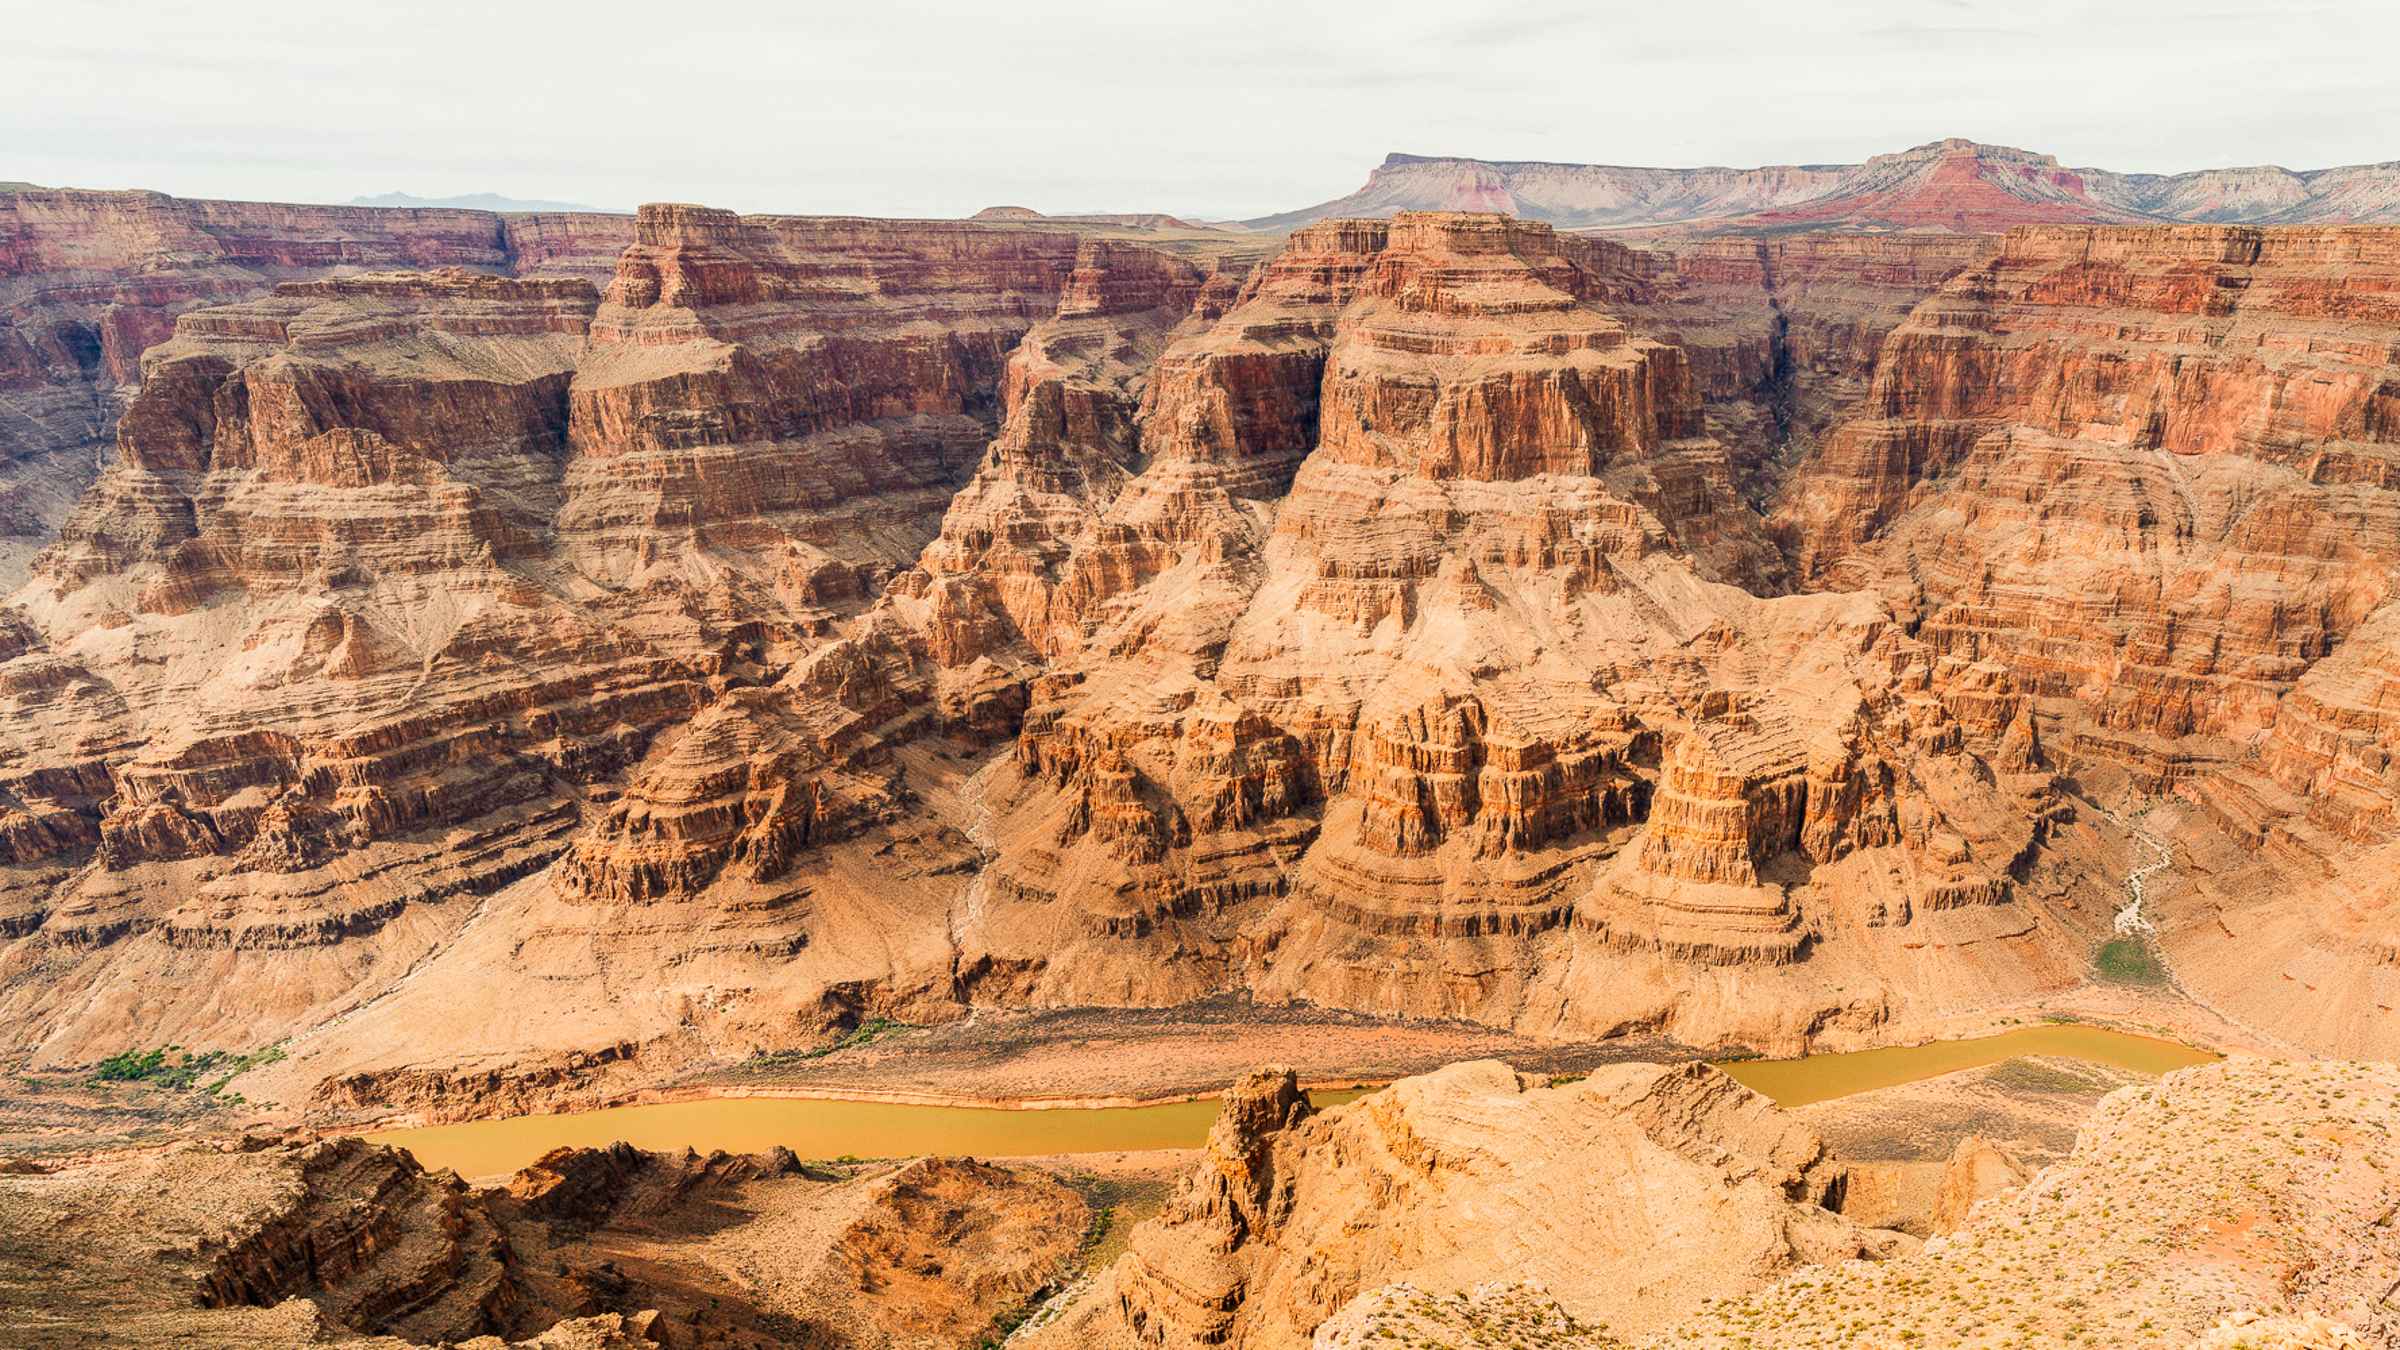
[924,212,2078,1054]
[1660,1058,2400,1347]
[1775,222,2400,1057]
[1021,1060,1898,1349]
[0,186,632,591]
[0,1134,1085,1347]
[0,201,1278,1110]
[1926,1132,2032,1233]
[1312,1059,2400,1348]
[0,202,2104,1112]
[5,187,2400,1116]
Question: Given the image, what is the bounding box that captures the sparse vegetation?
[2093,937,2169,987]
[746,1016,912,1069]
[1986,1058,2109,1095]
[978,1293,1042,1349]
[87,1042,286,1101]
[807,1016,905,1057]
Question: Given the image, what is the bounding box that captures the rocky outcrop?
[1316,1059,2400,1348]
[829,1156,1089,1345]
[1666,1058,2400,1347]
[1926,1132,2031,1233]
[0,1133,1085,1348]
[1025,1060,1894,1349]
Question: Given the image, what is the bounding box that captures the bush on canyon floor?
[2093,938,2169,987]
[778,1016,910,1063]
[90,1046,219,1089]
[87,1042,285,1096]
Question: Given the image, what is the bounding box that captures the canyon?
[3,153,2400,1346]
[16,1054,2391,1348]
[2,177,2398,1115]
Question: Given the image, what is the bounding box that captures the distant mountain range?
[350,190,626,214]
[1249,138,2400,233]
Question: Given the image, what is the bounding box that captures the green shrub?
[88,1042,285,1095]
[2093,938,2168,986]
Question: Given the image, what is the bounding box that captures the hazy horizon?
[13,0,2398,220]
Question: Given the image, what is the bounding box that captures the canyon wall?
[0,203,1268,1086]
[7,190,2399,1111]
[1777,223,2400,1056]
[0,186,633,590]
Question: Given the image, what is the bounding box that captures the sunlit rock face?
[0,207,1234,1081]
[8,192,2400,1112]
[1771,223,2400,1058]
[1027,1060,1885,1350]
[935,213,2073,1051]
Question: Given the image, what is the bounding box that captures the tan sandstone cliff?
[1023,1060,1901,1348]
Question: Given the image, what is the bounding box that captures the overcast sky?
[11,0,2397,219]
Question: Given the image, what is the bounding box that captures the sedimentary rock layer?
[0,1135,1084,1347]
[10,197,2400,1113]
[0,208,1267,1082]
[925,213,2076,1054]
[0,186,634,590]
[1776,222,2400,1056]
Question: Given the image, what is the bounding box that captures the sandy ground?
[1796,1053,2148,1232]
[0,1069,275,1160]
[681,997,1694,1106]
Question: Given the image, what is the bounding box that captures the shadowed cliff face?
[0,188,635,593]
[3,195,2399,1114]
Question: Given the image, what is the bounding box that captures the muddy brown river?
[368,1024,2215,1177]
[1709,1022,2215,1107]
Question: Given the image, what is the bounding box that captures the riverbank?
[365,1019,2222,1179]
[315,999,1696,1134]
[687,998,1690,1108]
